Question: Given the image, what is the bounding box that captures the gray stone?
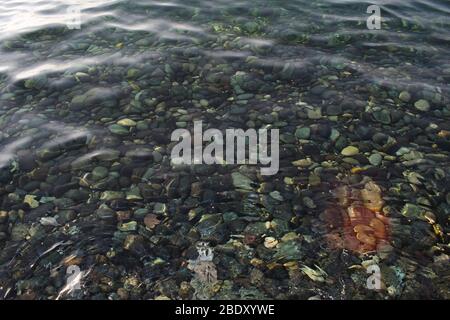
[232,172,254,191]
[92,166,109,181]
[414,99,430,112]
[368,153,383,166]
[307,107,322,120]
[399,91,411,102]
[108,124,129,135]
[373,109,391,124]
[295,127,311,140]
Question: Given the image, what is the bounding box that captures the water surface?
[0,0,449,300]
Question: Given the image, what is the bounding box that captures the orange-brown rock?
[323,179,391,254]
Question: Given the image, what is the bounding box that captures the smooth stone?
[231,172,254,191]
[414,99,430,112]
[295,127,310,140]
[96,207,116,220]
[269,191,284,201]
[127,68,140,79]
[330,128,340,141]
[303,196,316,209]
[292,158,312,168]
[307,107,322,120]
[341,146,359,156]
[368,153,383,166]
[136,121,148,130]
[100,191,125,201]
[399,91,411,102]
[92,166,109,181]
[108,124,129,135]
[373,109,391,124]
[117,118,137,127]
[134,208,149,219]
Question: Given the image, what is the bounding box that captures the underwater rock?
[322,179,390,254]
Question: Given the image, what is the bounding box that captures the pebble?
[307,107,322,120]
[292,158,312,168]
[401,203,427,221]
[269,191,284,201]
[295,127,310,139]
[399,91,411,102]
[368,153,383,166]
[264,237,278,249]
[108,124,129,135]
[100,191,125,201]
[373,109,391,124]
[414,99,430,112]
[231,172,253,191]
[119,221,137,232]
[92,166,109,181]
[154,203,167,215]
[117,118,137,127]
[341,146,359,156]
[24,195,39,208]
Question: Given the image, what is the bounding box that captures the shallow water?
[0,0,449,299]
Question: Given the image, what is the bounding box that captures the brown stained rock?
[144,214,160,229]
[324,179,391,254]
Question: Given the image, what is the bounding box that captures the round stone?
[295,127,311,140]
[399,91,411,102]
[368,153,382,166]
[341,146,359,156]
[414,99,430,112]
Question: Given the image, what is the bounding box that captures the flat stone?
[108,124,129,135]
[341,146,359,156]
[117,118,137,127]
[269,191,284,201]
[100,191,125,201]
[232,172,253,191]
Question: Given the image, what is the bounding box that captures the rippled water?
[0,0,449,300]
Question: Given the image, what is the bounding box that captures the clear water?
[0,0,449,300]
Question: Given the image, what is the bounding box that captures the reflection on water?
[0,0,449,300]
